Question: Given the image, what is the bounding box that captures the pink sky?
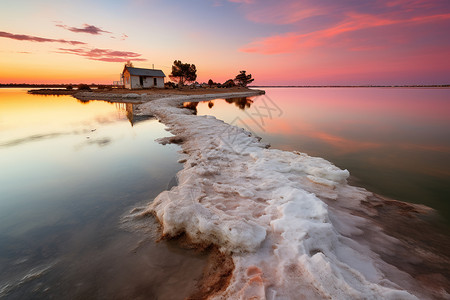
[0,0,449,85]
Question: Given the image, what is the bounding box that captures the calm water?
[0,89,206,299]
[195,87,450,223]
[1,88,449,298]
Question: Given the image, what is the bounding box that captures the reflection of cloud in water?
[0,131,89,148]
[86,137,112,147]
[95,115,122,125]
[74,137,113,151]
[0,128,114,149]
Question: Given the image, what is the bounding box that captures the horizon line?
[1,83,449,88]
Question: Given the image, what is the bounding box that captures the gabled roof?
[124,66,166,77]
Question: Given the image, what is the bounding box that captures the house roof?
[125,66,166,77]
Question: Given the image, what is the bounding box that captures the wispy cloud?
[0,31,86,45]
[212,0,223,6]
[212,0,254,7]
[228,0,255,3]
[245,2,324,25]
[57,47,146,62]
[238,0,450,54]
[56,23,112,35]
[0,50,32,54]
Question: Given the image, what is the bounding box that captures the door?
[139,76,144,87]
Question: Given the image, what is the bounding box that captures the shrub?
[77,84,91,91]
[222,79,236,88]
[165,81,177,89]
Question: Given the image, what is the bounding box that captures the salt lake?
[195,87,450,223]
[1,86,449,298]
[0,88,206,299]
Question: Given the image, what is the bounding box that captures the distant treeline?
[250,85,450,88]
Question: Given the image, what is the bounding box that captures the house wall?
[154,77,164,88]
[123,67,165,89]
[130,76,141,89]
[123,70,132,89]
[126,75,164,89]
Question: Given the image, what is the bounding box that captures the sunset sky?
[1,0,449,85]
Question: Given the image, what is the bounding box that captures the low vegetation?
[77,84,91,91]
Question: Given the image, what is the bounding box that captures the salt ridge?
[136,91,430,299]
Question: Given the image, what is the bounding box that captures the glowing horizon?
[1,0,449,85]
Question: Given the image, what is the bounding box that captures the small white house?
[122,66,165,89]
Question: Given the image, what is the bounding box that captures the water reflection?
[0,89,206,299]
[183,97,254,114]
[195,88,450,223]
[124,103,154,126]
[183,101,199,114]
[77,98,91,104]
[224,97,253,110]
[0,132,72,148]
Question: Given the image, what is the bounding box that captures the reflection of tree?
[183,102,198,115]
[225,97,253,110]
[208,101,214,108]
[77,99,91,104]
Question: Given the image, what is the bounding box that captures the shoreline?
[70,89,449,298]
[250,85,450,88]
[27,86,256,96]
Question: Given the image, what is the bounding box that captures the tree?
[169,60,197,86]
[234,70,254,87]
[125,60,133,68]
[208,79,214,87]
[222,79,236,88]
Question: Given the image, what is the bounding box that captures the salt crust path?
[130,91,439,300]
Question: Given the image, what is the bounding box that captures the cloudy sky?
[1,0,449,85]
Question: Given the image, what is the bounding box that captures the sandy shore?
[72,89,449,299]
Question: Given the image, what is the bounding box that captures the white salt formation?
[136,92,444,300]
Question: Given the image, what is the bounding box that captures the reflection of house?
[122,66,165,89]
[114,102,155,126]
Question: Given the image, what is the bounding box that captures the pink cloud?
[0,31,86,45]
[240,11,450,54]
[57,47,146,62]
[384,0,438,10]
[56,23,112,35]
[246,3,323,25]
[235,0,449,25]
[240,32,305,54]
